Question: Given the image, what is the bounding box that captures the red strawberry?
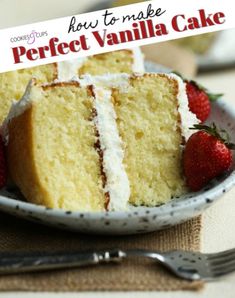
[0,137,7,189]
[186,81,222,123]
[183,124,234,191]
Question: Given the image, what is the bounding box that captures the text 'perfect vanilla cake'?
[4,73,198,212]
[0,49,144,125]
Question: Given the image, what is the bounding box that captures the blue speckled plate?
[0,62,234,235]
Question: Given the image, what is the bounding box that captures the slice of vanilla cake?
[5,81,107,211]
[4,73,198,211]
[111,74,197,206]
[81,73,198,206]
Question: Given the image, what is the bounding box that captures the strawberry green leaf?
[190,123,235,150]
[226,143,235,150]
[172,71,184,80]
[190,81,223,101]
[207,92,223,101]
[172,72,224,102]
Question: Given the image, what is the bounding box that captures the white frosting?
[167,73,200,140]
[57,57,87,80]
[131,47,145,73]
[78,73,130,92]
[93,87,130,211]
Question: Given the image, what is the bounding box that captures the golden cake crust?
[42,80,80,90]
[6,107,50,207]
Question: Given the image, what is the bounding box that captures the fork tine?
[207,248,235,261]
[210,259,235,272]
[211,265,235,278]
[208,253,235,266]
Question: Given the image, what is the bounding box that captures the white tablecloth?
[0,1,235,296]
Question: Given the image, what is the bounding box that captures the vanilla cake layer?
[78,49,144,76]
[6,82,106,211]
[0,64,57,124]
[58,48,145,80]
[112,74,188,206]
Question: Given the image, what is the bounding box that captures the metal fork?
[0,248,235,280]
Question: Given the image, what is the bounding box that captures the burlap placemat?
[0,212,203,291]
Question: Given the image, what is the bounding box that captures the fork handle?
[0,250,126,274]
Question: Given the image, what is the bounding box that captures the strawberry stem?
[190,123,235,150]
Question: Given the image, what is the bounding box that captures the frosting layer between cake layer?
[167,73,199,141]
[93,87,130,211]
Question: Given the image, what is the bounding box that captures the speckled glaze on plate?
[0,62,234,235]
